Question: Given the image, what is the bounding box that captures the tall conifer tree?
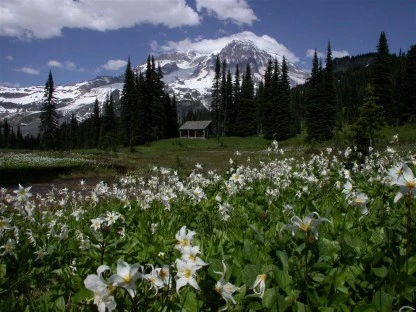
[211,56,221,139]
[120,57,136,146]
[235,63,256,136]
[39,70,59,149]
[323,42,337,138]
[373,32,394,124]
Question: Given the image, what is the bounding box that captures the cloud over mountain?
[0,0,259,40]
[196,0,258,25]
[150,31,300,63]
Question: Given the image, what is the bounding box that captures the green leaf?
[275,269,292,294]
[181,288,202,312]
[248,301,263,310]
[72,288,92,304]
[53,296,66,312]
[242,264,260,286]
[372,291,393,312]
[371,267,388,278]
[353,304,377,312]
[262,287,278,309]
[277,250,289,271]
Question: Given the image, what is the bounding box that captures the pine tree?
[134,71,151,144]
[211,56,222,139]
[69,113,79,149]
[373,32,394,124]
[224,69,233,136]
[99,93,117,150]
[275,56,294,140]
[404,45,416,122]
[39,71,59,149]
[323,42,337,138]
[228,64,241,136]
[351,84,384,156]
[120,57,136,146]
[261,59,274,138]
[92,98,101,148]
[235,63,256,136]
[3,119,10,148]
[306,50,325,142]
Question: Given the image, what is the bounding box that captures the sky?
[0,0,415,88]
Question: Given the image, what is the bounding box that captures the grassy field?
[1,124,415,188]
[1,125,415,311]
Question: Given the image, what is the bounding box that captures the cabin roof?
[179,120,212,130]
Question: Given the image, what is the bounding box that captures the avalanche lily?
[214,261,238,307]
[389,163,416,203]
[109,259,143,298]
[174,259,201,294]
[84,265,117,312]
[175,226,196,252]
[281,212,330,240]
[252,273,267,298]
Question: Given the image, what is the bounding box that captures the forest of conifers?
[0,32,415,150]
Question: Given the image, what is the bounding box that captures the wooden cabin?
[179,120,212,139]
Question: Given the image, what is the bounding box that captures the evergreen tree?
[228,64,241,136]
[3,119,10,148]
[16,124,23,149]
[39,71,59,149]
[235,63,256,136]
[373,32,394,124]
[119,57,136,146]
[351,84,384,156]
[69,113,79,149]
[275,56,294,140]
[134,71,151,144]
[99,93,117,150]
[261,59,274,138]
[92,98,101,148]
[224,69,233,136]
[219,59,227,136]
[305,50,325,142]
[211,56,222,139]
[323,42,337,138]
[404,45,416,122]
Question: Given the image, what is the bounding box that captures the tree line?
[0,56,180,151]
[1,32,414,151]
[210,54,295,140]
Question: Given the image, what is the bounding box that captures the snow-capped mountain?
[0,38,309,135]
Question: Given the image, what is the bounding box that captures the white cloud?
[48,60,63,68]
[0,82,21,88]
[151,31,300,63]
[47,60,77,70]
[332,50,350,58]
[306,48,350,59]
[306,49,324,59]
[196,0,258,25]
[0,0,201,40]
[5,55,14,61]
[98,59,128,71]
[14,66,40,75]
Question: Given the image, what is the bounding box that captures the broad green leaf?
[248,301,263,310]
[53,296,66,312]
[242,264,260,286]
[275,269,292,294]
[371,267,388,278]
[372,291,393,312]
[277,250,289,271]
[262,287,278,309]
[353,304,377,312]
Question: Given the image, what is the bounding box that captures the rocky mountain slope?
[0,39,309,135]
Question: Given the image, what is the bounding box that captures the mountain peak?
[0,35,309,135]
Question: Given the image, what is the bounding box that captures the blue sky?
[1,0,415,87]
